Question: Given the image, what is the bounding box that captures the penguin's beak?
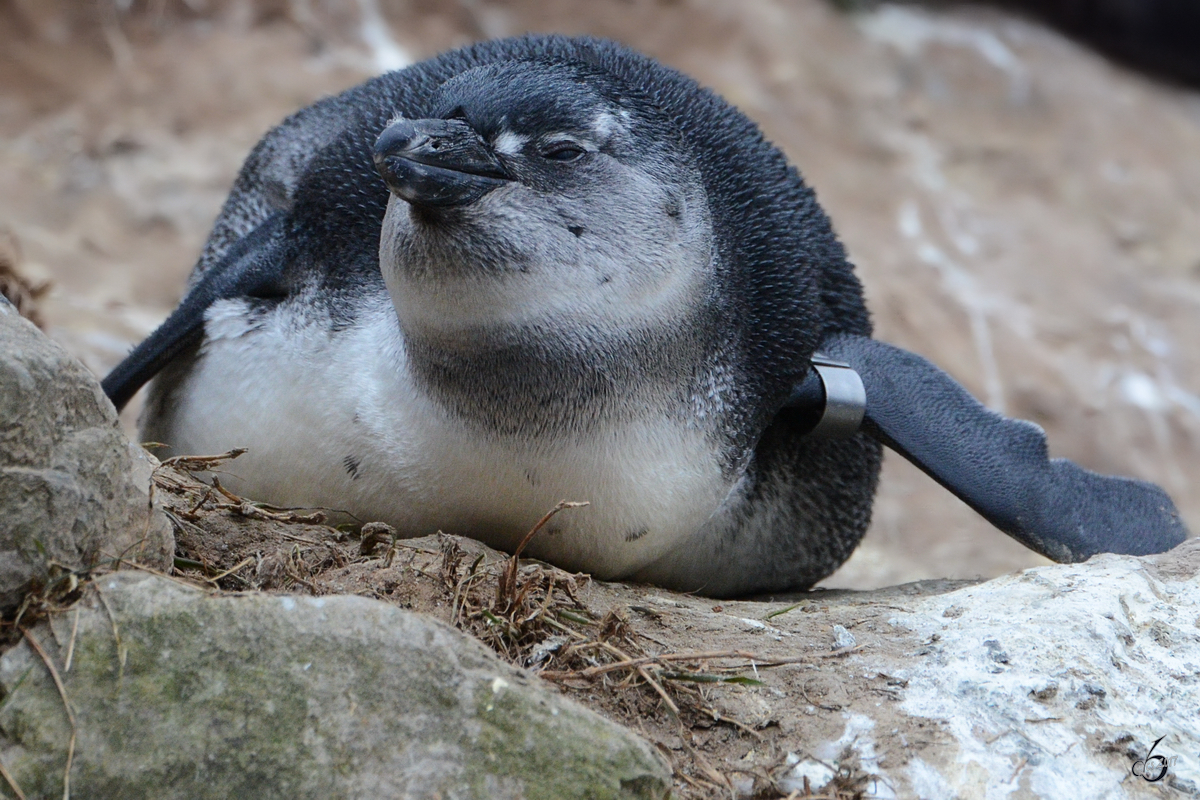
[373,118,512,208]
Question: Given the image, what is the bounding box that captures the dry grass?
[0,448,887,798]
[140,450,885,799]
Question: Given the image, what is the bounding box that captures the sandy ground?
[2,0,1197,590]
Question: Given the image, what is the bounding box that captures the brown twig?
[0,757,27,800]
[185,486,215,517]
[701,705,764,740]
[227,502,327,525]
[94,589,126,683]
[158,449,248,473]
[597,640,681,716]
[680,728,736,799]
[540,648,819,681]
[496,500,588,611]
[274,531,326,546]
[284,568,320,593]
[21,629,76,800]
[63,607,80,674]
[205,557,255,585]
[112,552,213,591]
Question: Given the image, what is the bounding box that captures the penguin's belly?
[147,299,735,578]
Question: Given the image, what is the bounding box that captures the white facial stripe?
[492,131,528,156]
[592,111,628,139]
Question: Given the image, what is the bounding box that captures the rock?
[879,539,1200,798]
[0,297,172,612]
[662,540,1200,798]
[831,623,857,650]
[0,571,670,799]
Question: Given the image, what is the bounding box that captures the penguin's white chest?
[148,299,735,578]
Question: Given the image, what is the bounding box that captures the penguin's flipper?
[101,213,290,412]
[789,333,1188,563]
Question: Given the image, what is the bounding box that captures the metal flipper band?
[808,354,866,438]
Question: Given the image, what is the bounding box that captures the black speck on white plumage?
[129,36,881,597]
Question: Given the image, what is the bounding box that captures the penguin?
[102,35,1187,597]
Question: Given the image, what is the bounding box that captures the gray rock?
[831,623,856,650]
[0,571,671,799]
[0,297,172,612]
[716,540,1200,798]
[881,541,1200,798]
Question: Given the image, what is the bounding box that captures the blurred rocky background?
[2,0,1197,590]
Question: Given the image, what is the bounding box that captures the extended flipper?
[102,213,290,411]
[784,332,1188,563]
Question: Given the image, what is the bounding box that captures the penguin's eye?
[542,142,587,162]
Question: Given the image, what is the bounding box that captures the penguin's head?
[374,59,714,342]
